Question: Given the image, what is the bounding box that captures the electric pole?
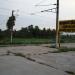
[56,0,60,48]
[32,0,60,48]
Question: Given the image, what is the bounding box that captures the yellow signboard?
[59,20,75,32]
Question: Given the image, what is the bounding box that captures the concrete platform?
[31,52,75,72]
[0,45,75,75]
[0,56,68,75]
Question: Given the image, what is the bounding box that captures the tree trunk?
[10,28,13,44]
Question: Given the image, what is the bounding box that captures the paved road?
[0,45,75,75]
[0,45,57,55]
[31,52,75,72]
[0,56,68,75]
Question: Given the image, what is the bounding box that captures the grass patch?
[6,50,11,55]
[12,38,53,44]
[50,44,56,48]
[0,38,55,45]
[13,53,35,62]
[65,71,75,75]
[26,57,36,62]
[14,53,26,58]
[50,47,75,53]
[59,47,75,52]
[0,45,9,47]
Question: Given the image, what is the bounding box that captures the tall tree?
[28,25,34,37]
[34,26,40,37]
[6,10,16,43]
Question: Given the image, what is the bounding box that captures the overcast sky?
[0,0,75,30]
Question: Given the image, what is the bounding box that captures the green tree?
[28,25,34,37]
[34,26,40,38]
[6,10,16,43]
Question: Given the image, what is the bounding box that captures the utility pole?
[56,0,60,48]
[33,0,60,48]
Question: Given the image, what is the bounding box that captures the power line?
[0,7,32,16]
[0,7,11,11]
[0,8,19,16]
[30,7,56,15]
[33,0,57,15]
[35,3,56,7]
[41,8,56,12]
[35,0,47,6]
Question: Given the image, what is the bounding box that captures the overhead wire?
[41,8,56,13]
[32,0,57,15]
[0,0,56,17]
[35,0,47,6]
[0,8,19,27]
[0,7,11,11]
[0,0,57,30]
[30,7,56,15]
[35,3,56,7]
[0,0,56,22]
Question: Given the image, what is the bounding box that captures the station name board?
[59,20,75,32]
